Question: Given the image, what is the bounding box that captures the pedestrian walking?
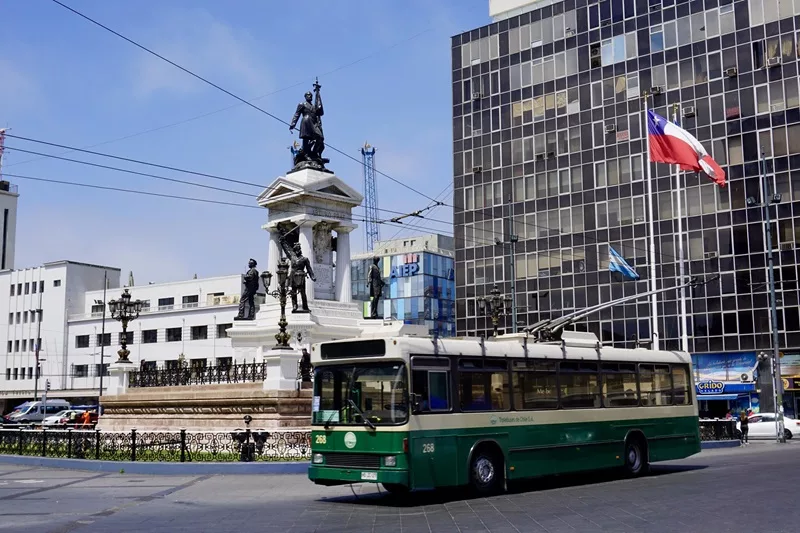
[739,410,749,445]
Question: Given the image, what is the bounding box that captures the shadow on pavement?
[318,463,709,508]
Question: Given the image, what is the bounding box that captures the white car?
[42,409,84,427]
[736,412,800,440]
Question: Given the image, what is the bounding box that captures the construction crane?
[361,142,380,251]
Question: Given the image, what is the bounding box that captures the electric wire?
[3,146,255,198]
[3,135,455,229]
[5,29,432,169]
[49,0,442,204]
[2,172,454,237]
[37,2,689,267]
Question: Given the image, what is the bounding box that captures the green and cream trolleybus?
[308,325,700,494]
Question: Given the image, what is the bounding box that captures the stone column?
[335,227,353,303]
[105,361,135,396]
[267,227,281,281]
[299,223,315,301]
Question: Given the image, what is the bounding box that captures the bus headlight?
[312,453,324,464]
[384,455,397,467]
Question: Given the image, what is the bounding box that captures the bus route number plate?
[361,472,378,481]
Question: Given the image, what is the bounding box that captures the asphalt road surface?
[0,442,796,533]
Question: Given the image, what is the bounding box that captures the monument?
[96,80,389,431]
[227,79,383,390]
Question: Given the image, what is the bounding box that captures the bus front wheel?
[623,435,649,477]
[468,447,504,495]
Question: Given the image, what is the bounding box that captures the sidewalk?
[0,454,309,475]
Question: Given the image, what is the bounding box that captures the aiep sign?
[696,380,725,395]
[391,253,420,278]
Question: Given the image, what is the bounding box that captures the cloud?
[131,8,269,98]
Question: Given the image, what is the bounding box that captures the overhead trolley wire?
[50,0,442,204]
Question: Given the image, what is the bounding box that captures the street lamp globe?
[276,258,289,287]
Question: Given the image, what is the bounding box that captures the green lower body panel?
[308,465,408,486]
[308,416,701,490]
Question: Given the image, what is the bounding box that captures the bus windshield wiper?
[348,398,375,430]
[323,407,340,429]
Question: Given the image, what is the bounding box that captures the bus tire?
[468,446,504,495]
[382,483,410,496]
[623,434,648,477]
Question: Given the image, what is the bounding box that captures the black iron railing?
[130,361,267,388]
[0,428,310,462]
[698,418,739,441]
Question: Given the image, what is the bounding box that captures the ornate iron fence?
[698,418,739,441]
[0,428,310,462]
[130,361,268,388]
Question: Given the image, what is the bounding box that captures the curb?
[701,440,741,450]
[0,454,309,475]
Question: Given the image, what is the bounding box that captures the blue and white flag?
[609,246,640,280]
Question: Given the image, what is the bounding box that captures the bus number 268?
[422,442,435,454]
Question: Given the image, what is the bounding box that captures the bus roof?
[311,330,691,366]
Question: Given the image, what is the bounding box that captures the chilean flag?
[647,110,726,187]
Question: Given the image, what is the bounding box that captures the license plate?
[360,471,378,481]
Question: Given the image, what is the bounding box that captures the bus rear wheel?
[623,435,649,477]
[469,448,503,495]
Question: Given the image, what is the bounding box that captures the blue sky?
[0,0,487,283]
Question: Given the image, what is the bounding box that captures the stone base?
[97,383,312,432]
[264,348,301,390]
[227,299,374,361]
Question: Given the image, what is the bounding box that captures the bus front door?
[410,434,458,489]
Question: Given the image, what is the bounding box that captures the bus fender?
[622,429,649,462]
[466,439,506,488]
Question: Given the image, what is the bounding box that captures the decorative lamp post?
[478,285,512,337]
[108,288,143,363]
[261,257,292,349]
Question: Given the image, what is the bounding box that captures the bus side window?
[412,370,450,412]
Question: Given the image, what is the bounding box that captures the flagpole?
[644,93,660,351]
[672,104,689,353]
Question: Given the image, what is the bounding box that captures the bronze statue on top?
[279,237,316,313]
[289,78,331,173]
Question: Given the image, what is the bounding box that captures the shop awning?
[697,394,739,401]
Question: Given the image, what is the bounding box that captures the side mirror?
[410,393,422,415]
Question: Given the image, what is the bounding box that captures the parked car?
[5,400,71,423]
[736,412,800,440]
[42,409,85,427]
[1,413,20,426]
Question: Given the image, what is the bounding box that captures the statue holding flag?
[289,78,330,173]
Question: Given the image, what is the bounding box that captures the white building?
[0,260,118,411]
[0,263,256,411]
[68,274,248,385]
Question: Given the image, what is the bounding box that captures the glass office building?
[351,234,456,336]
[452,0,800,381]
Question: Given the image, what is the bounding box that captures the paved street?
[0,442,796,533]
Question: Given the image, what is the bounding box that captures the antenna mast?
[361,142,380,251]
[0,128,9,179]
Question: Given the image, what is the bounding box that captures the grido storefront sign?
[391,253,420,278]
[696,380,725,395]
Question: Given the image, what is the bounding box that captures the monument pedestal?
[227,299,383,389]
[263,348,301,390]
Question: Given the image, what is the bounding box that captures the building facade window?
[451,3,800,351]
